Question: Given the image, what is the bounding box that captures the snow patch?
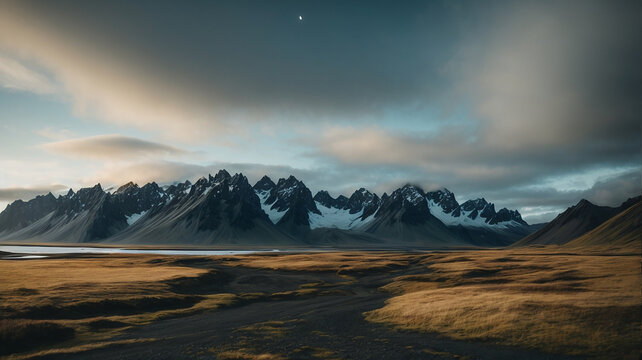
[308,202,375,230]
[256,190,287,224]
[126,210,148,225]
[427,199,519,228]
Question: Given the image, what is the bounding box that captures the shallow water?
[2,254,48,259]
[0,245,278,257]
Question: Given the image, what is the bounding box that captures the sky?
[0,0,640,223]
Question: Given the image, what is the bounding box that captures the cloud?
[88,161,207,186]
[313,125,639,192]
[451,1,641,151]
[480,170,641,222]
[0,3,233,141]
[35,128,76,141]
[0,184,68,201]
[42,134,188,160]
[0,1,457,141]
[0,54,57,94]
[83,159,398,200]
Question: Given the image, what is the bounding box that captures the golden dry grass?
[0,256,206,313]
[365,250,642,358]
[214,349,286,360]
[235,319,303,340]
[221,252,417,273]
[292,345,341,359]
[5,338,160,360]
[0,255,232,358]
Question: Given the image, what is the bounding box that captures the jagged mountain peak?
[392,184,426,205]
[115,182,138,194]
[459,198,494,222]
[345,188,379,217]
[426,188,459,214]
[75,183,105,198]
[490,208,526,225]
[230,172,245,182]
[461,198,489,209]
[313,191,349,209]
[254,175,276,192]
[229,173,253,191]
[141,182,160,191]
[256,175,320,228]
[191,176,212,194]
[373,184,433,226]
[213,169,232,182]
[272,176,307,197]
[276,175,303,188]
[314,190,334,207]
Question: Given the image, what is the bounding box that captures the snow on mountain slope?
[256,189,287,224]
[427,199,521,228]
[308,202,375,230]
[425,188,527,229]
[126,210,148,225]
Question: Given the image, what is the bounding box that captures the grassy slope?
[565,201,641,253]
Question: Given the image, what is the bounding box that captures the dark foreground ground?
[1,250,639,360]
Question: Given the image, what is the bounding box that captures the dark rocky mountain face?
[164,180,192,203]
[253,175,276,192]
[426,189,459,215]
[183,172,268,231]
[314,190,336,208]
[313,191,349,209]
[346,188,380,219]
[56,183,105,217]
[0,192,58,232]
[460,198,494,221]
[264,176,320,215]
[111,182,165,217]
[258,176,320,231]
[374,185,431,225]
[490,208,526,225]
[52,183,166,241]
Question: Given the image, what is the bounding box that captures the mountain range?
[0,170,539,247]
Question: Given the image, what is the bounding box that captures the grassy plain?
[364,250,641,358]
[0,249,639,359]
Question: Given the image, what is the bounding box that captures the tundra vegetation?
[0,249,639,359]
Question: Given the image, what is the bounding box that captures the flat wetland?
[0,248,640,359]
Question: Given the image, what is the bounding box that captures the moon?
[298,15,303,21]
